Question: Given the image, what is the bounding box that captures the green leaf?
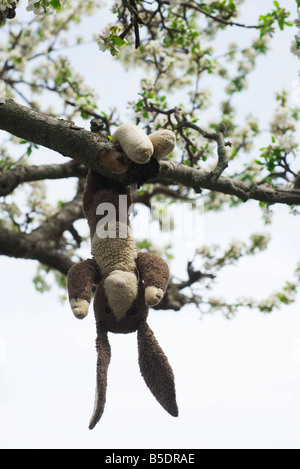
[273,1,279,8]
[113,36,127,47]
[278,19,284,30]
[51,0,62,11]
[80,111,89,120]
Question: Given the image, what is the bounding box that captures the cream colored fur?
[145,286,164,307]
[104,270,138,321]
[91,222,137,276]
[149,129,176,160]
[91,221,139,321]
[113,124,154,164]
[70,298,90,319]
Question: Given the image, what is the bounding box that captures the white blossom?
[0,79,6,103]
[230,122,256,153]
[97,23,113,51]
[270,106,296,134]
[26,0,68,17]
[291,8,300,60]
[242,47,257,59]
[0,0,13,12]
[239,60,255,73]
[96,23,126,55]
[291,37,300,59]
[275,134,298,153]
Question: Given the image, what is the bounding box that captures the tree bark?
[0,161,87,197]
[0,224,74,274]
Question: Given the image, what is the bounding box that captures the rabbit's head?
[93,275,148,334]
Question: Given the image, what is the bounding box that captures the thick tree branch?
[154,161,300,206]
[1,100,300,206]
[0,224,75,275]
[0,161,87,197]
[0,187,84,274]
[30,189,84,243]
[0,100,124,173]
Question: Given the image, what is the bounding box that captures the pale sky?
[0,0,300,449]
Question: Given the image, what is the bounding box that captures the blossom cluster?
[267,103,298,155]
[254,89,299,184]
[26,0,68,16]
[0,0,14,13]
[97,23,127,56]
[291,7,300,60]
[0,0,101,120]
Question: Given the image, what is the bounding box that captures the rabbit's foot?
[70,298,89,319]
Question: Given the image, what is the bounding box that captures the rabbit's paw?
[145,286,164,307]
[70,298,89,320]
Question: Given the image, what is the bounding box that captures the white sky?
[0,0,300,449]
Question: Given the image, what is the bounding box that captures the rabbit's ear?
[89,327,111,430]
[137,320,178,417]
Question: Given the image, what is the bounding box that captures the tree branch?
[121,0,144,48]
[0,186,84,274]
[176,121,229,180]
[0,161,87,197]
[1,100,300,206]
[154,161,300,206]
[0,100,124,173]
[176,1,264,30]
[30,189,84,243]
[0,224,75,275]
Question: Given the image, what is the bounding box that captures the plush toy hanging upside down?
[67,124,178,429]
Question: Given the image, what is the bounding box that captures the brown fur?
[67,258,100,303]
[89,327,111,429]
[136,252,170,290]
[83,170,131,238]
[138,320,178,417]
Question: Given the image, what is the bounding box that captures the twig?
[121,0,145,49]
[176,121,229,181]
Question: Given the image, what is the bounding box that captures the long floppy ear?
[137,320,178,417]
[89,326,111,430]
